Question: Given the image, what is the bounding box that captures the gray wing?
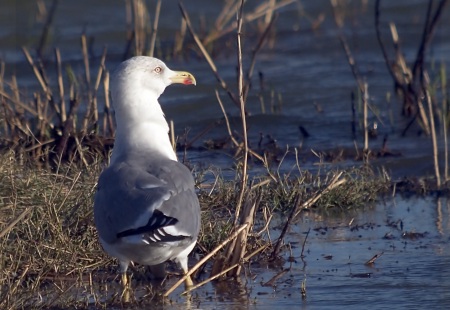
[94,157,201,246]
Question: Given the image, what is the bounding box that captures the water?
[2,1,450,308]
[124,196,449,309]
[174,196,449,309]
[2,1,450,177]
[70,197,449,309]
[293,197,450,309]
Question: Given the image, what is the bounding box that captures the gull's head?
[111,56,196,104]
[110,57,196,160]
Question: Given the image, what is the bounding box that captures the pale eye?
[154,66,162,74]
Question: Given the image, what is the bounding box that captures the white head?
[109,56,196,161]
[111,56,195,115]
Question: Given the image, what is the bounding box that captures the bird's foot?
[121,273,131,303]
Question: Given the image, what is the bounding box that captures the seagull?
[94,56,201,290]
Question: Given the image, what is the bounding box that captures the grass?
[0,151,394,308]
[0,153,103,308]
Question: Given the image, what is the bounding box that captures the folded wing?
[94,156,200,247]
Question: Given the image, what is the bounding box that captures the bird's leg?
[177,256,194,288]
[184,273,194,288]
[182,267,194,307]
[120,274,131,303]
[120,261,131,302]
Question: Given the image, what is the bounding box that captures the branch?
[412,0,449,79]
[179,1,241,110]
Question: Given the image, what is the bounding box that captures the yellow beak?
[170,71,196,86]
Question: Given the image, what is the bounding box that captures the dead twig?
[0,208,32,239]
[412,0,449,80]
[54,48,66,124]
[423,72,441,188]
[300,228,310,258]
[295,172,346,217]
[262,268,289,287]
[36,0,58,58]
[243,14,277,101]
[270,193,300,260]
[363,82,369,161]
[374,0,449,135]
[148,0,162,57]
[181,243,268,295]
[365,252,384,265]
[234,0,248,229]
[202,0,295,45]
[179,1,240,110]
[163,223,249,297]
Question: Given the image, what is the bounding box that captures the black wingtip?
[117,210,178,239]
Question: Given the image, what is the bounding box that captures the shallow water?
[91,196,449,309]
[64,196,445,309]
[291,197,450,309]
[2,1,450,177]
[174,196,450,309]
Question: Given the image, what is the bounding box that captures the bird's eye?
[154,66,162,74]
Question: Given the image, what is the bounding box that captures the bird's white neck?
[110,90,177,164]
